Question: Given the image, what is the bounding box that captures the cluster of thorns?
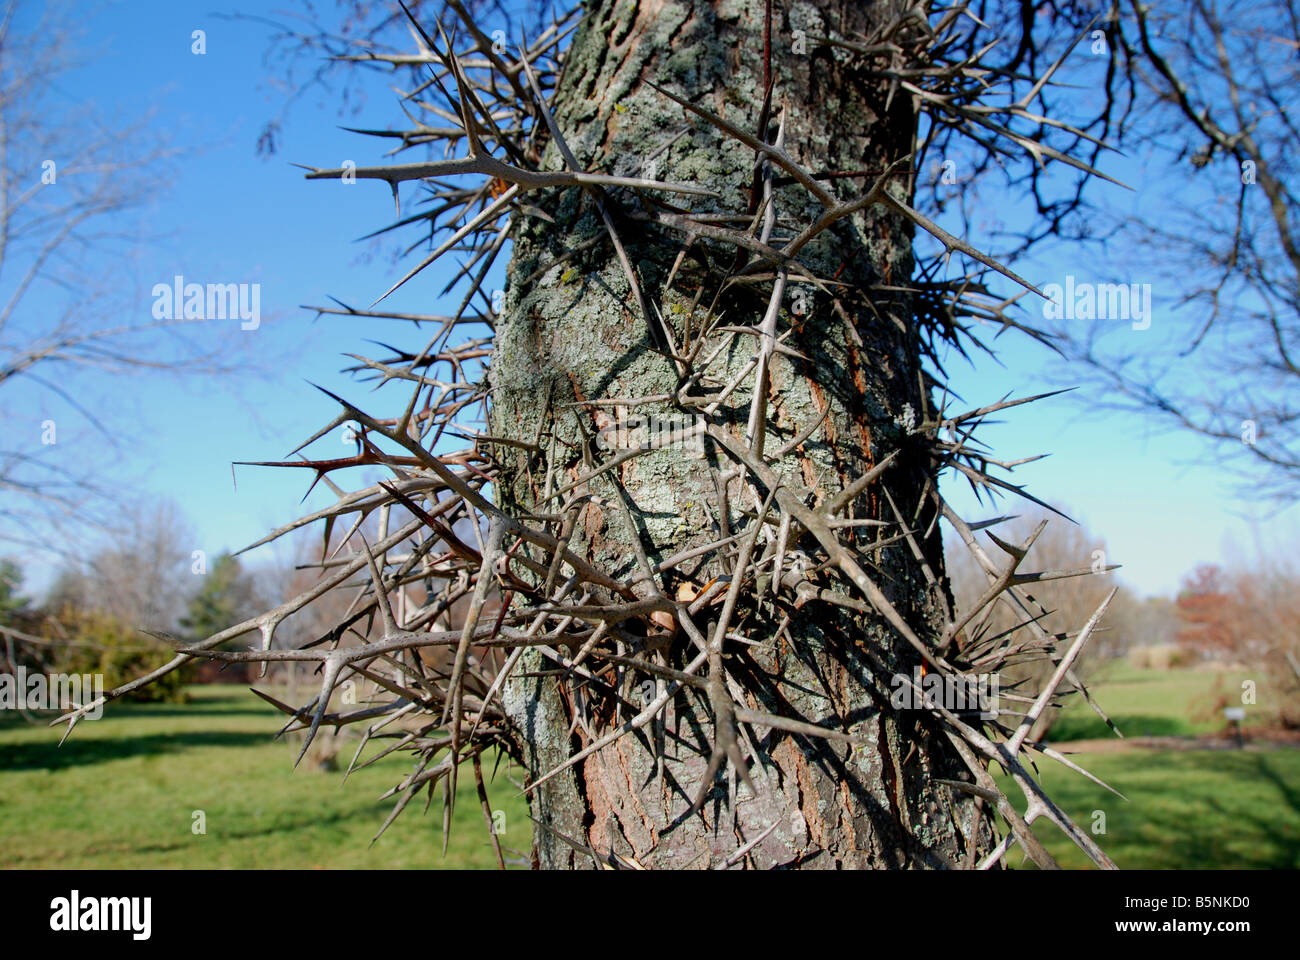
[57,1,1126,869]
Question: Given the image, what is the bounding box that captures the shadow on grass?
[1192,753,1300,869]
[1137,752,1300,869]
[1050,713,1191,741]
[0,689,283,734]
[0,804,411,867]
[0,730,273,771]
[110,808,393,857]
[1024,749,1300,869]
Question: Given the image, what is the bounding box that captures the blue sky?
[8,0,1294,600]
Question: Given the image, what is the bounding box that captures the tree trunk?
[490,0,994,869]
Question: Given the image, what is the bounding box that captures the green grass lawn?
[3,669,1297,869]
[1048,662,1257,740]
[990,663,1300,868]
[994,748,1300,869]
[0,686,530,869]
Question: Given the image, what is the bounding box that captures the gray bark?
[491,0,993,869]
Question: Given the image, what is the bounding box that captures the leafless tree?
[1044,0,1300,499]
[44,501,195,633]
[0,0,241,553]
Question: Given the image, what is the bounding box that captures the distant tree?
[1048,0,1300,498]
[0,0,245,554]
[1116,594,1180,651]
[1175,564,1238,660]
[52,610,189,704]
[1187,546,1300,727]
[176,552,262,683]
[33,505,196,700]
[0,559,27,624]
[0,558,45,675]
[179,552,259,644]
[46,502,195,634]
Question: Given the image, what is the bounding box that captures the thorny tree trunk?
[490,0,994,868]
